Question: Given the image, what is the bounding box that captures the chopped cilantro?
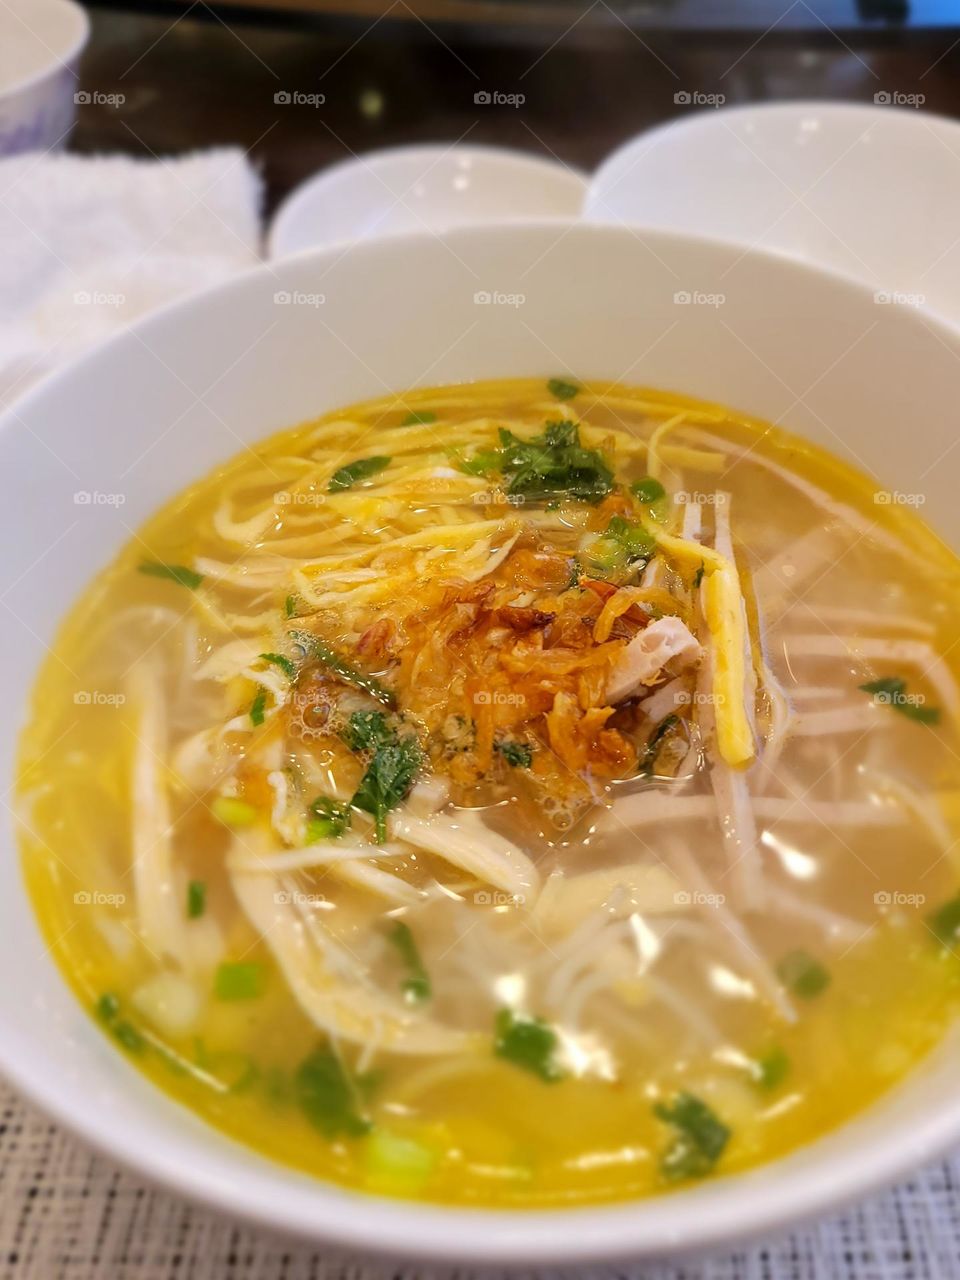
[306,795,351,841]
[284,594,299,618]
[547,377,580,400]
[342,710,394,753]
[328,455,391,492]
[496,739,533,768]
[351,732,421,843]
[927,892,960,947]
[654,1092,730,1181]
[387,920,431,1002]
[138,561,203,590]
[249,687,267,726]
[402,410,437,425]
[777,949,830,999]
[186,879,206,919]
[498,421,614,504]
[260,652,295,679]
[494,1008,564,1082]
[295,1046,371,1138]
[860,676,940,725]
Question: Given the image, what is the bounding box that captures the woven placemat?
[2,1080,959,1280]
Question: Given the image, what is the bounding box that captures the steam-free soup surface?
[18,378,960,1206]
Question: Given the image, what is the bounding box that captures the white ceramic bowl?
[586,101,960,327]
[3,224,960,1265]
[267,143,587,256]
[0,0,89,156]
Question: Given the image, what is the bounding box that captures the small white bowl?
[0,0,89,157]
[587,101,960,326]
[267,144,587,257]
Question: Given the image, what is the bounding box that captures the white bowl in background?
[3,223,960,1264]
[586,101,960,327]
[267,144,587,256]
[0,0,89,157]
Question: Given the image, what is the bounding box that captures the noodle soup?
[17,378,960,1207]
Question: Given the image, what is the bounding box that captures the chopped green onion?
[210,795,258,828]
[859,676,940,725]
[95,992,145,1055]
[249,688,267,726]
[631,476,667,504]
[547,377,580,401]
[114,1021,146,1054]
[693,561,705,589]
[496,739,533,768]
[96,992,121,1022]
[777,948,830,999]
[494,1008,564,1082]
[402,411,437,425]
[214,962,265,1001]
[606,513,657,562]
[927,892,960,947]
[295,1046,371,1137]
[751,1045,790,1090]
[260,652,295,679]
[138,561,203,590]
[186,880,206,919]
[364,1129,437,1193]
[306,795,351,841]
[654,1092,730,1181]
[387,920,431,1002]
[328,455,391,492]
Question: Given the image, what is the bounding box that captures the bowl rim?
[0,0,90,102]
[4,220,960,1264]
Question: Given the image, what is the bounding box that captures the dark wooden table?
[76,2,960,214]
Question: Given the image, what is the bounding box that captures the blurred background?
[72,0,960,212]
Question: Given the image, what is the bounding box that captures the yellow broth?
[17,378,960,1206]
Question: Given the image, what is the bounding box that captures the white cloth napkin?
[0,147,263,409]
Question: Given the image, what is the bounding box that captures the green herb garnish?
[328,456,391,492]
[606,514,657,561]
[402,411,437,425]
[342,709,395,752]
[547,377,580,400]
[777,949,830,999]
[631,476,666,504]
[751,1046,790,1090]
[654,1092,730,1181]
[498,421,614,504]
[693,561,705,589]
[95,992,145,1055]
[289,630,395,707]
[187,879,206,919]
[494,1008,564,1082]
[249,687,267,726]
[284,594,300,618]
[927,892,960,947]
[210,795,258,828]
[496,739,533,768]
[260,652,295,679]
[859,676,940,725]
[456,447,503,477]
[387,920,431,1002]
[138,561,203,590]
[214,962,266,1001]
[295,1046,371,1137]
[306,795,351,841]
[351,732,421,844]
[639,714,681,777]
